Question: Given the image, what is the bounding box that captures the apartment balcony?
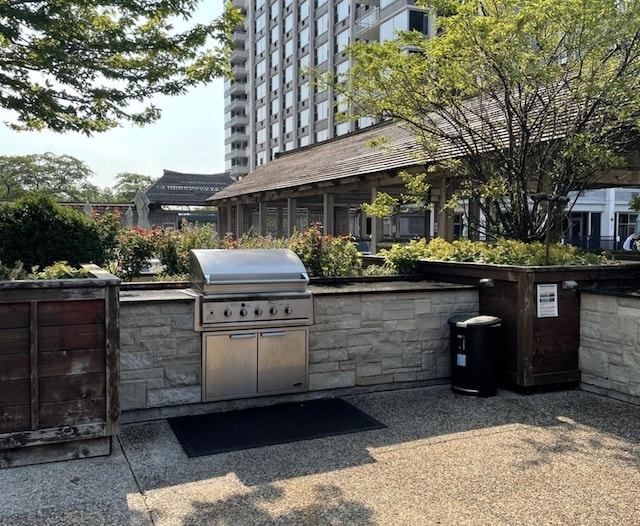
[227,164,250,179]
[226,96,248,112]
[355,5,380,39]
[227,114,249,128]
[231,47,248,63]
[224,131,250,145]
[224,81,247,98]
[231,64,246,78]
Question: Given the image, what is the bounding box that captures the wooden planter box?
[0,267,120,468]
[416,260,640,391]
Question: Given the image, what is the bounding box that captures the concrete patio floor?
[1,385,639,525]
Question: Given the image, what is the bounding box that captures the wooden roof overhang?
[146,169,235,207]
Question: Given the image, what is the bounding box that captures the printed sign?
[537,283,558,318]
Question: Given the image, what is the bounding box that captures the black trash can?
[448,314,502,397]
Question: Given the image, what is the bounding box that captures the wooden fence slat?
[38,300,105,326]
[38,398,106,428]
[0,406,30,434]
[38,348,106,377]
[0,354,30,381]
[38,323,105,352]
[39,373,105,404]
[0,328,30,354]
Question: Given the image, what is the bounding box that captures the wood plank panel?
[0,422,107,450]
[39,398,106,428]
[0,406,30,434]
[0,436,110,468]
[39,373,105,403]
[38,300,105,326]
[38,323,105,352]
[0,303,29,329]
[39,348,106,378]
[0,328,30,354]
[0,354,30,381]
[0,379,30,407]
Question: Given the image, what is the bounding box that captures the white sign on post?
[537,283,558,318]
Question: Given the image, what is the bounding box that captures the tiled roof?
[207,122,426,203]
[146,170,235,205]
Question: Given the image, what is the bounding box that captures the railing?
[563,236,620,251]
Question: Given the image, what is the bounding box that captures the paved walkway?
[1,386,639,525]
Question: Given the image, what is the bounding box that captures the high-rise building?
[224,1,434,180]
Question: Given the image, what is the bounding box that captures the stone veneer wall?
[579,291,640,404]
[119,283,478,419]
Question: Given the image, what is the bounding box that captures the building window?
[299,27,309,48]
[284,13,293,32]
[256,105,266,122]
[315,13,329,37]
[270,48,280,67]
[256,128,267,144]
[380,12,407,42]
[271,97,280,117]
[270,72,280,92]
[408,10,429,36]
[335,28,350,54]
[255,59,266,77]
[299,82,309,102]
[256,36,266,55]
[315,129,328,142]
[284,64,294,84]
[284,115,294,133]
[298,0,308,21]
[315,42,329,64]
[299,108,309,127]
[315,100,328,120]
[271,24,279,45]
[256,82,266,99]
[256,13,266,33]
[335,0,349,22]
[270,1,279,20]
[284,38,293,57]
[284,90,294,109]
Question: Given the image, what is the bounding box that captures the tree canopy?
[0,1,242,134]
[113,172,156,201]
[0,153,100,201]
[333,0,640,241]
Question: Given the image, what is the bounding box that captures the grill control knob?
[223,308,232,317]
[284,306,293,315]
[269,307,278,315]
[254,307,263,316]
[239,308,248,317]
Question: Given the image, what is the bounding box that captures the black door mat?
[167,398,386,457]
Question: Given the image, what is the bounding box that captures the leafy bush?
[379,237,616,273]
[0,193,115,268]
[109,227,156,281]
[30,261,91,279]
[287,224,361,277]
[0,261,28,280]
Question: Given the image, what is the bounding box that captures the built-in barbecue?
[189,249,314,402]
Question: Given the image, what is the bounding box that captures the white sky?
[0,3,227,190]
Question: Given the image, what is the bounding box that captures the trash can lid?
[448,314,502,327]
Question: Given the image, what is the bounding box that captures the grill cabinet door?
[203,332,257,400]
[257,328,308,394]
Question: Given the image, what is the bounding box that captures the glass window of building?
[298,0,308,21]
[270,1,279,19]
[284,90,294,108]
[316,0,327,7]
[271,122,279,137]
[300,135,310,147]
[380,0,395,8]
[271,97,280,116]
[271,24,279,44]
[335,122,351,136]
[270,72,279,91]
[271,48,280,67]
[299,53,310,70]
[256,105,266,122]
[380,12,407,42]
[256,13,266,32]
[315,129,328,142]
[335,0,349,22]
[336,59,350,75]
[315,13,329,36]
[256,0,266,9]
[284,64,294,84]
[315,100,328,120]
[284,141,294,151]
[256,128,267,144]
[409,10,429,35]
[256,36,266,55]
[283,0,292,7]
[299,81,309,102]
[284,115,294,133]
[256,59,266,77]
[284,39,293,58]
[299,108,309,127]
[256,151,267,166]
[284,13,293,32]
[299,27,309,48]
[256,82,266,99]
[315,42,329,64]
[335,29,350,53]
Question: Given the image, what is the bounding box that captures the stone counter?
[119,281,478,421]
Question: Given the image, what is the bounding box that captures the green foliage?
[629,195,640,212]
[110,227,156,281]
[0,261,28,281]
[0,153,95,201]
[287,224,361,278]
[379,237,615,272]
[0,193,112,269]
[328,0,640,241]
[29,262,91,280]
[0,2,243,134]
[113,173,156,202]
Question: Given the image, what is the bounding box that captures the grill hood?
[189,249,309,295]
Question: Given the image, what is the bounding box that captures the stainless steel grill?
[189,249,314,401]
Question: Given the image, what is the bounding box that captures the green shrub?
[30,261,91,279]
[0,193,112,269]
[110,227,156,281]
[287,224,361,277]
[379,237,615,273]
[0,261,28,280]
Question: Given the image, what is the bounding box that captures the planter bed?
[0,267,120,468]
